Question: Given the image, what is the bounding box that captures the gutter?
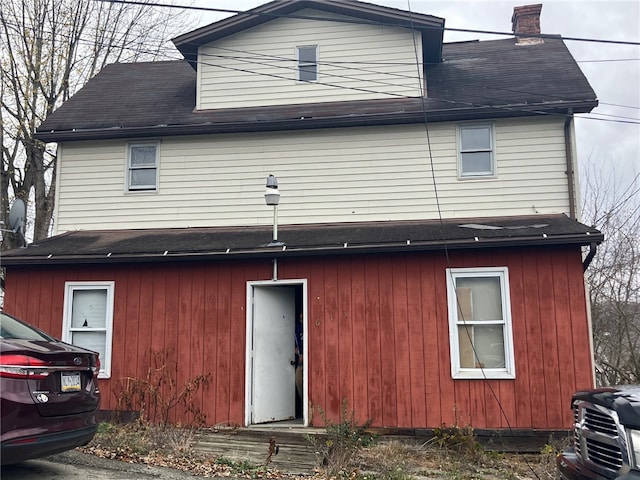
[34,100,598,143]
[1,231,605,266]
[564,110,577,220]
[582,242,598,272]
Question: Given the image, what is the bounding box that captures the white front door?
[251,286,296,424]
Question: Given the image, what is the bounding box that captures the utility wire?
[405,3,559,476]
[579,58,640,63]
[4,8,640,115]
[579,116,640,125]
[3,5,638,123]
[99,0,640,46]
[599,102,640,111]
[199,50,421,92]
[188,44,640,122]
[404,1,543,476]
[5,24,639,124]
[189,51,640,124]
[5,2,634,462]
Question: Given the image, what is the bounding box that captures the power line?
[405,1,541,476]
[3,1,633,448]
[99,0,640,47]
[3,2,638,124]
[185,30,640,119]
[578,58,640,63]
[94,0,640,120]
[188,50,640,123]
[579,115,640,125]
[587,111,640,122]
[600,102,640,111]
[5,36,640,124]
[198,49,422,92]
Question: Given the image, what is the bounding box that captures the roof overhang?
[1,215,603,266]
[33,99,596,143]
[172,0,445,69]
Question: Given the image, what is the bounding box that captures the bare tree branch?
[582,156,640,385]
[1,0,189,246]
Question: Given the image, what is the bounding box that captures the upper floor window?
[458,123,495,178]
[446,267,515,379]
[62,282,115,379]
[297,45,318,82]
[128,142,159,191]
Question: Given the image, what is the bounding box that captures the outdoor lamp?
[264,175,282,247]
[265,174,280,206]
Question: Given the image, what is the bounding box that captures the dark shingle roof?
[1,215,602,266]
[35,37,597,142]
[37,61,197,133]
[429,38,596,109]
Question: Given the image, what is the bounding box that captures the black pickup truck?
[557,385,640,479]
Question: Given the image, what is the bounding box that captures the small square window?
[128,142,158,191]
[62,282,115,378]
[297,45,318,82]
[458,124,495,177]
[446,267,515,379]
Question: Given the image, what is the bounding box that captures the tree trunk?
[0,0,188,247]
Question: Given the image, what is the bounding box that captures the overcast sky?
[191,0,640,198]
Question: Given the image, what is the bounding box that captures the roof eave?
[34,100,597,143]
[1,232,603,267]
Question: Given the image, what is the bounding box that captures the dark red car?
[0,312,100,465]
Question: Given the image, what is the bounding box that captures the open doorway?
[245,280,306,426]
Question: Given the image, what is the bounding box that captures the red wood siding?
[3,245,594,430]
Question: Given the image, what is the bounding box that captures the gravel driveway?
[0,450,200,480]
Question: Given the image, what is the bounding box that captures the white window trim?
[296,45,318,82]
[126,141,160,192]
[446,267,515,380]
[457,122,496,179]
[62,281,115,379]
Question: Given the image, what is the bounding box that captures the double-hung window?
[297,45,318,82]
[62,282,115,378]
[458,123,495,178]
[446,267,515,379]
[128,142,159,191]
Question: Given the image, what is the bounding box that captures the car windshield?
[0,312,53,341]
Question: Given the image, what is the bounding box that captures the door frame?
[245,279,308,426]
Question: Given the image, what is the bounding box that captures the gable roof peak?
[172,0,445,69]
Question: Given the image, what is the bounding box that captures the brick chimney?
[511,4,543,45]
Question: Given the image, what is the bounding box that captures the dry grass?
[354,439,562,480]
[84,423,565,479]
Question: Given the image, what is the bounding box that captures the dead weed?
[354,439,561,480]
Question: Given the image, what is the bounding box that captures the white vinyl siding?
[53,117,571,233]
[446,267,515,380]
[62,282,115,379]
[196,9,424,109]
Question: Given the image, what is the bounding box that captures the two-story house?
[3,0,602,437]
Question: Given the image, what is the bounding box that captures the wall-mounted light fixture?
[264,175,284,280]
[264,174,282,246]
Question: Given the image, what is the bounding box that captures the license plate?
[61,372,81,392]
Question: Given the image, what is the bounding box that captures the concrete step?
[193,426,325,475]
